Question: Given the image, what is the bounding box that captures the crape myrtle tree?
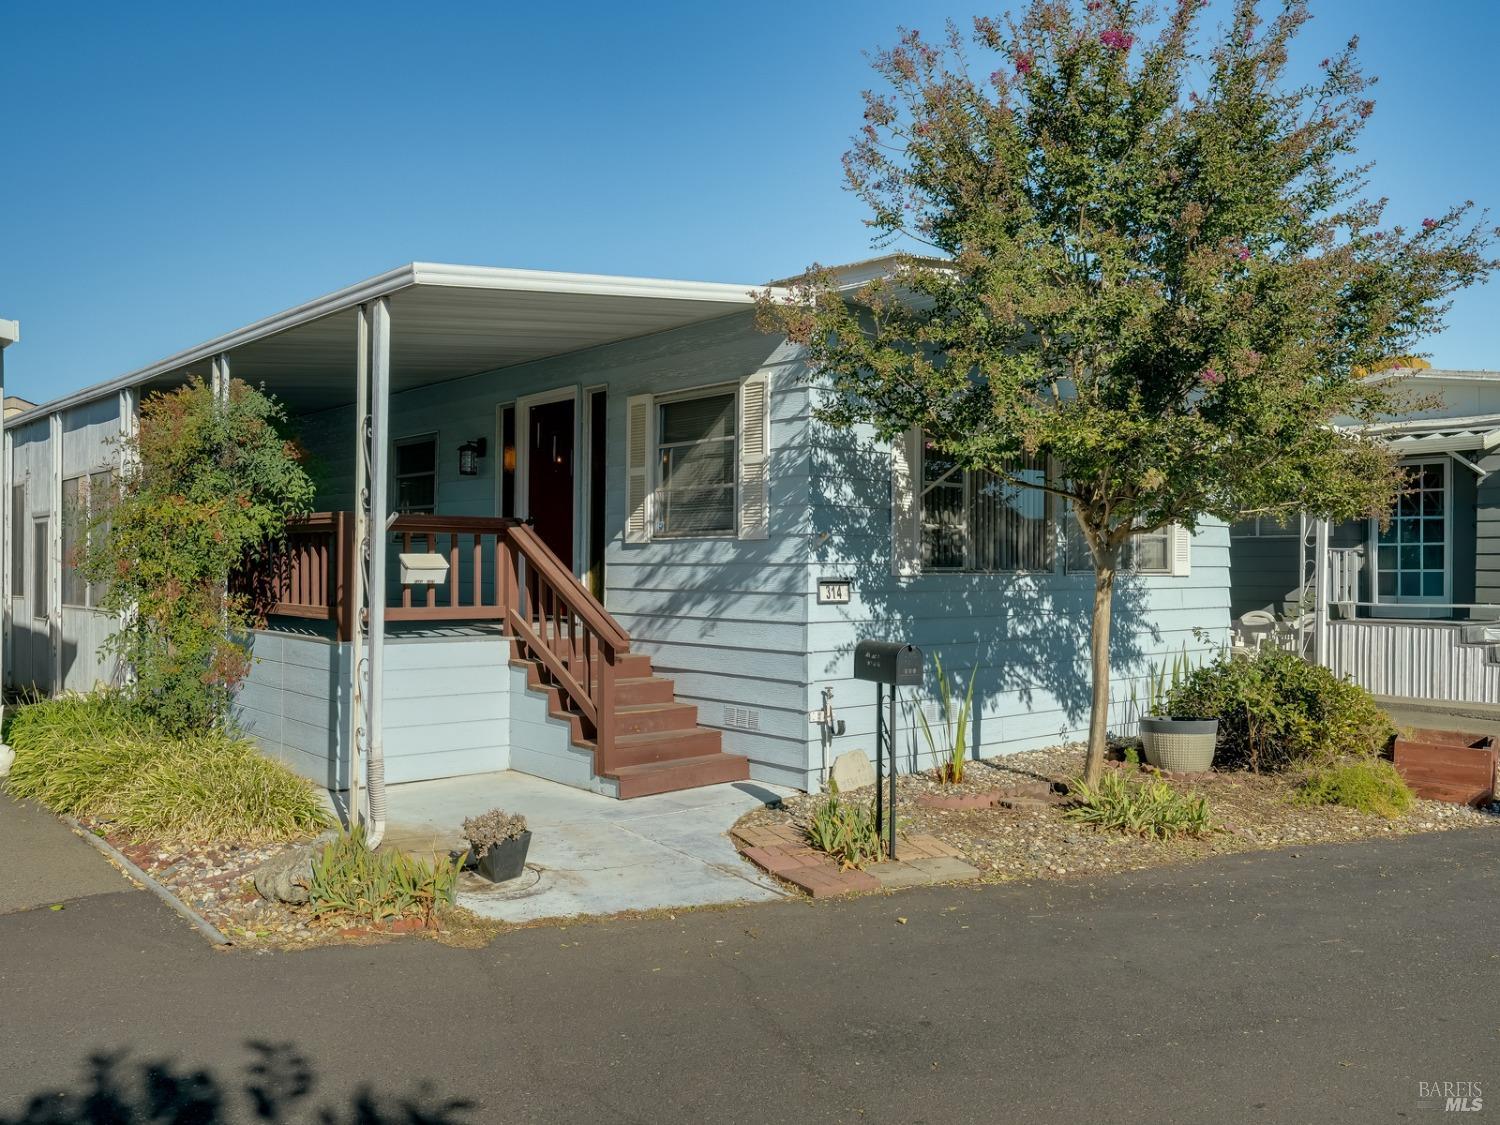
[756,0,1496,784]
[82,378,315,732]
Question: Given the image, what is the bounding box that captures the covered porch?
[47,263,774,832]
[1230,414,1500,705]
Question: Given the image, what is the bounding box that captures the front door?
[527,397,575,566]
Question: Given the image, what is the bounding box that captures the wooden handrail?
[390,514,527,534]
[506,522,630,649]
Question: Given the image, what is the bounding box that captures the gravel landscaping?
[77,817,328,946]
[735,743,1500,884]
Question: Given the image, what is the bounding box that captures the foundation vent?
[723,704,762,732]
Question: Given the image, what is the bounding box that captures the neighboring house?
[1230,367,1500,704]
[3,395,36,420]
[1,262,1229,798]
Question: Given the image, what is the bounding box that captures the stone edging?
[62,815,232,946]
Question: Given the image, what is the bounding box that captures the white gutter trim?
[8,265,783,428]
[408,262,772,303]
[0,319,18,347]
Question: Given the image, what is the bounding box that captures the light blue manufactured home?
[2,261,1230,807]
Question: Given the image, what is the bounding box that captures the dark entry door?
[527,398,575,566]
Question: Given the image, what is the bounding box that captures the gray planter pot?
[1139,716,1218,773]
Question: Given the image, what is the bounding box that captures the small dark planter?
[472,831,532,883]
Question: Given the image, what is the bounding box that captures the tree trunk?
[1083,562,1116,785]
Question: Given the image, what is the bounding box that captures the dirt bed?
[736,744,1500,884]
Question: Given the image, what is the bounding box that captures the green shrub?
[1294,759,1415,819]
[1167,647,1392,772]
[4,694,331,843]
[1065,770,1215,840]
[81,378,314,733]
[805,782,884,868]
[307,826,459,926]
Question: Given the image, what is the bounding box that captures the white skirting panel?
[1327,621,1500,704]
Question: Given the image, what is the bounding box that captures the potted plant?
[461,808,532,883]
[1134,648,1218,773]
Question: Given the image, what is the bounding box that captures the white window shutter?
[891,427,922,576]
[1169,524,1192,576]
[737,373,770,540]
[625,394,654,544]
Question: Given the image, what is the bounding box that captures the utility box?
[399,552,449,586]
[852,640,923,687]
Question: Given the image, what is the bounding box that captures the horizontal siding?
[236,628,510,789]
[1228,535,1301,617]
[795,419,1233,789]
[1476,454,1500,604]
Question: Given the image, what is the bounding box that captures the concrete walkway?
[381,771,793,922]
[0,794,133,915]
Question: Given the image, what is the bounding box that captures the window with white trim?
[1064,516,1174,575]
[654,390,737,538]
[1374,459,1448,601]
[624,377,770,544]
[919,438,1053,571]
[393,435,437,515]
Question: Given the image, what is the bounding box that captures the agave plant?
[1131,644,1194,722]
[917,654,977,785]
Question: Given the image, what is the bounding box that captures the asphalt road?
[1,822,1497,1124]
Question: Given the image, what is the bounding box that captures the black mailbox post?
[852,640,923,861]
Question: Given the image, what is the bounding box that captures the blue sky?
[1,0,1495,405]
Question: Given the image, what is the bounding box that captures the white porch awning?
[1358,414,1500,458]
[10,264,774,419]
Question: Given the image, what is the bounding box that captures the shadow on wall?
[626,406,1159,764]
[807,432,1158,760]
[0,1042,474,1124]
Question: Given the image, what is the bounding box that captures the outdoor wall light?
[457,438,488,476]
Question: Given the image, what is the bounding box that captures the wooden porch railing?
[235,511,631,774]
[234,511,357,641]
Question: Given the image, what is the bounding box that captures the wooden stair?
[512,650,749,799]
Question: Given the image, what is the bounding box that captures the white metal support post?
[363,298,392,848]
[0,318,17,769]
[210,354,231,404]
[116,388,138,688]
[348,305,370,831]
[1312,518,1331,667]
[48,411,62,693]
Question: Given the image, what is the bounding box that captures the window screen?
[10,483,24,598]
[920,440,1052,572]
[33,519,49,619]
[62,477,86,606]
[655,393,736,537]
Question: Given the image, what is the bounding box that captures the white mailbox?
[399,552,449,586]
